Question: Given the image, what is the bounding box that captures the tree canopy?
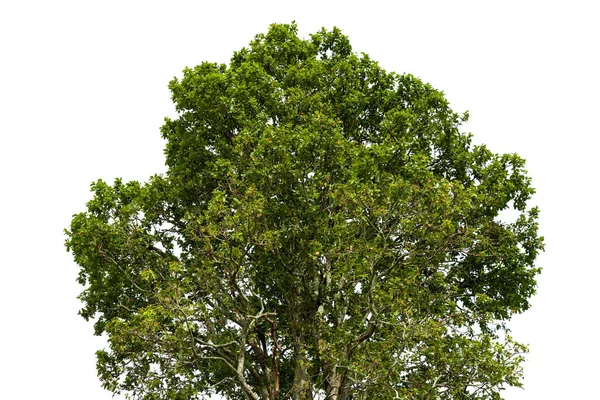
[65,23,543,400]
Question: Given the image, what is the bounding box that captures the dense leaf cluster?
[66,23,542,400]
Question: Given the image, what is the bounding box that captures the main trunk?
[292,337,313,400]
[326,369,351,400]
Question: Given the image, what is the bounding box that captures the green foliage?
[65,23,543,400]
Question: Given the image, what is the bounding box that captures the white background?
[1,1,597,398]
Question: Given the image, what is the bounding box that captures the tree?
[65,23,543,400]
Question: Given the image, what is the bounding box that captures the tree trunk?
[326,370,350,400]
[292,338,313,400]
